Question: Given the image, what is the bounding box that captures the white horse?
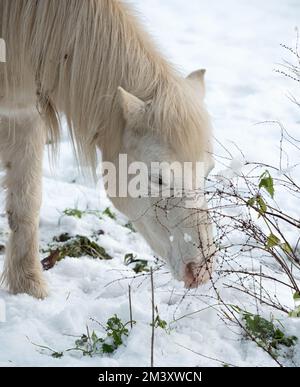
[0,0,215,298]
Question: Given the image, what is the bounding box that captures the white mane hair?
[1,0,211,170]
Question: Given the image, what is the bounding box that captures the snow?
[1,0,300,367]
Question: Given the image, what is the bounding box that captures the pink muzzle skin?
[183,259,214,289]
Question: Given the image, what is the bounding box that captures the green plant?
[53,233,73,243]
[266,233,292,254]
[247,195,267,216]
[124,253,149,274]
[62,208,103,220]
[151,307,169,333]
[30,315,132,358]
[63,208,85,219]
[72,315,131,356]
[259,170,275,198]
[73,330,103,356]
[289,292,300,318]
[124,222,136,233]
[246,171,274,216]
[26,338,64,359]
[41,235,112,270]
[232,307,298,355]
[243,313,297,349]
[213,156,300,316]
[105,315,131,350]
[51,351,64,359]
[153,316,167,330]
[103,207,116,220]
[57,235,112,260]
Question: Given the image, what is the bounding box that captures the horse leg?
[0,113,48,299]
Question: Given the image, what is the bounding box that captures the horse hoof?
[2,270,49,299]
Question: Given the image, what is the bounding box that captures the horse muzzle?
[183,259,214,289]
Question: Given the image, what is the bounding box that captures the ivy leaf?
[101,343,115,354]
[259,171,275,198]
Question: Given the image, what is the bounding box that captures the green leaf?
[259,171,275,198]
[91,331,99,343]
[51,352,64,359]
[103,207,116,220]
[289,306,300,318]
[247,197,256,207]
[48,235,113,261]
[63,208,84,219]
[230,305,243,314]
[282,243,293,255]
[257,196,267,215]
[75,334,88,348]
[124,253,136,265]
[124,222,136,233]
[124,253,149,273]
[154,316,167,330]
[241,311,298,351]
[267,234,281,249]
[133,261,149,274]
[293,292,300,301]
[101,343,115,354]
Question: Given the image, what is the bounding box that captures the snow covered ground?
[0,0,300,367]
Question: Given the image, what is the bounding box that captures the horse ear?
[117,87,145,122]
[187,69,206,83]
[186,69,206,98]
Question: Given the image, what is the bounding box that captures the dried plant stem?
[128,285,133,329]
[150,267,155,368]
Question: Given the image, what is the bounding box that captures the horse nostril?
[184,263,197,288]
[184,260,213,289]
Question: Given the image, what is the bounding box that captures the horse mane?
[1,0,211,174]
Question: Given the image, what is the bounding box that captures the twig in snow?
[128,285,133,329]
[150,267,155,368]
[175,342,238,368]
